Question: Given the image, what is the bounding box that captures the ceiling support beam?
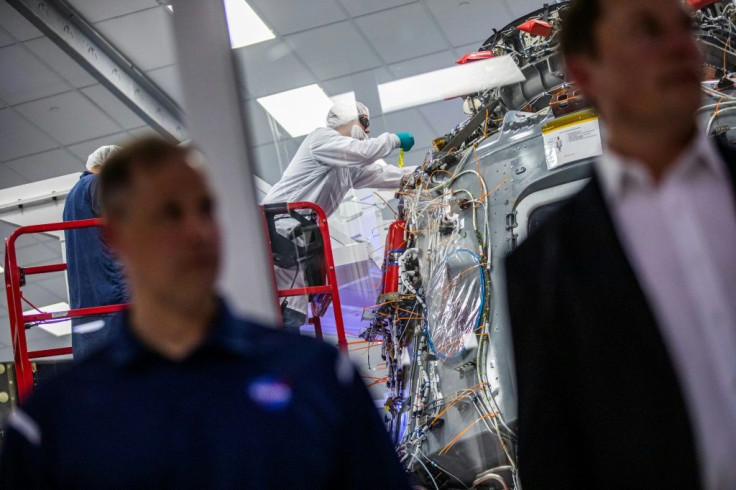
[7,0,188,142]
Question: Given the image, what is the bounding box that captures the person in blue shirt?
[62,145,126,360]
[0,137,411,490]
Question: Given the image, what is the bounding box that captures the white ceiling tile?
[23,325,71,354]
[425,0,511,48]
[320,67,393,100]
[251,143,283,185]
[0,109,58,161]
[67,0,162,23]
[66,133,135,162]
[0,26,15,48]
[337,0,415,17]
[244,99,286,147]
[0,163,29,189]
[145,64,184,107]
[248,0,345,36]
[418,99,465,135]
[456,41,486,56]
[318,67,391,122]
[375,108,436,150]
[234,40,316,97]
[507,0,550,20]
[0,1,43,42]
[16,92,122,145]
[93,8,176,71]
[24,37,97,88]
[6,148,83,183]
[13,283,64,312]
[28,272,67,295]
[387,50,457,80]
[285,22,381,81]
[126,127,159,139]
[355,4,449,64]
[0,221,13,236]
[0,45,72,104]
[251,138,305,185]
[12,235,60,262]
[81,84,148,130]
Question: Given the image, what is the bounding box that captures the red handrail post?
[4,218,127,402]
[263,202,348,352]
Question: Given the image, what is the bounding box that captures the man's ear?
[565,55,596,102]
[101,218,121,257]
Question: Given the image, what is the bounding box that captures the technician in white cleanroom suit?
[262,100,416,331]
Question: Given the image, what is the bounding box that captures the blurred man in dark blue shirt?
[63,145,126,360]
[0,137,410,490]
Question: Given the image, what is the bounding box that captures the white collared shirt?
[596,132,736,490]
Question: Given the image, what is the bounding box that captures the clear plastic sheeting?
[425,249,483,360]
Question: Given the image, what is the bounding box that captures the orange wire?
[366,377,389,387]
[439,412,498,455]
[476,177,510,202]
[429,169,454,179]
[350,344,380,353]
[434,337,464,356]
[362,299,400,310]
[373,192,398,217]
[438,262,486,296]
[429,384,487,426]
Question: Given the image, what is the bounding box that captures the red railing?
[6,205,348,402]
[4,218,127,403]
[263,202,347,352]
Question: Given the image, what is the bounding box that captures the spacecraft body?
[363,2,736,488]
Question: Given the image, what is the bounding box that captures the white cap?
[86,145,121,171]
[326,101,369,129]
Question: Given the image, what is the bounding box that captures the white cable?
[412,450,440,490]
[417,448,470,489]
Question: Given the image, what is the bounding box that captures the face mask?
[351,124,368,140]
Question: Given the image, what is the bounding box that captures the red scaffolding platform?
[262,202,347,352]
[6,204,347,402]
[4,218,127,403]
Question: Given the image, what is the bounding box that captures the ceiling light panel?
[257,86,351,137]
[224,0,275,49]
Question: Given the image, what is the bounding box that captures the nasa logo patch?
[247,376,292,410]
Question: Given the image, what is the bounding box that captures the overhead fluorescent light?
[377,55,525,113]
[258,85,348,137]
[329,91,357,108]
[24,302,71,337]
[223,0,275,49]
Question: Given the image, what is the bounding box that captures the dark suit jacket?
[505,137,736,489]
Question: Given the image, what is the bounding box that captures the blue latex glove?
[395,132,415,151]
